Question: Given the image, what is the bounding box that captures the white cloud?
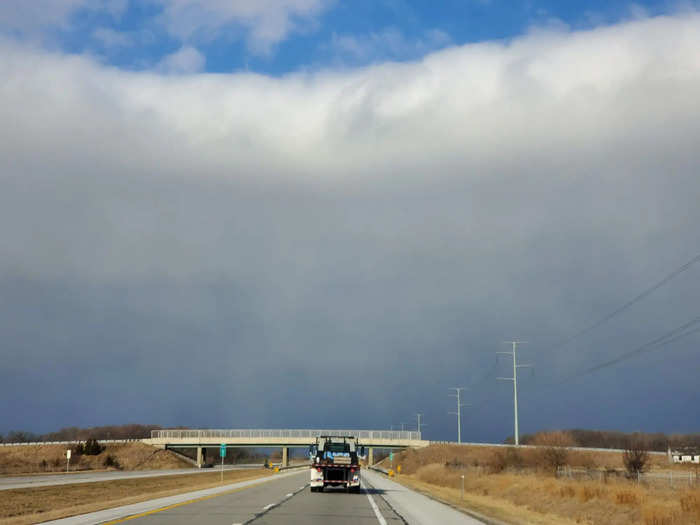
[155,0,331,55]
[156,45,206,73]
[92,27,133,48]
[0,0,326,56]
[331,27,452,63]
[0,13,699,282]
[2,12,700,434]
[0,0,127,35]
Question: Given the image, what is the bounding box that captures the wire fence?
[557,466,700,487]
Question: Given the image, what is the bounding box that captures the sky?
[1,1,700,442]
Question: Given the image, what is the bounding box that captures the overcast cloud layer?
[1,13,700,439]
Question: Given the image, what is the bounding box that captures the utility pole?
[497,341,532,446]
[416,413,426,436]
[449,388,469,443]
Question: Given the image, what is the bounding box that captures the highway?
[0,465,262,491]
[45,469,483,524]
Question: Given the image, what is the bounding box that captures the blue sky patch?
[0,0,688,74]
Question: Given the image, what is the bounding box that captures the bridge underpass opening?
[166,444,312,468]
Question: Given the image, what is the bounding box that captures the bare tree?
[623,434,650,477]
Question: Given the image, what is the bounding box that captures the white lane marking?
[246,482,309,522]
[365,487,388,525]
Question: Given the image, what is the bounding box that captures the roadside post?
[461,474,465,499]
[66,449,71,473]
[220,444,226,482]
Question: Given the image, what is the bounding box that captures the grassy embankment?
[0,442,190,475]
[1,468,274,525]
[382,444,700,525]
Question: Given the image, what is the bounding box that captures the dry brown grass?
[0,442,190,475]
[0,468,274,524]
[385,445,700,525]
[387,443,677,476]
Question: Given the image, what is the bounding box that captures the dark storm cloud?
[1,14,700,439]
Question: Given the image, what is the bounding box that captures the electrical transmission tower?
[416,413,426,436]
[497,341,532,446]
[448,387,470,443]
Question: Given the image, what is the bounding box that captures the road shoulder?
[362,469,485,524]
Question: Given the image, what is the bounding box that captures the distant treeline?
[0,424,168,443]
[507,429,700,451]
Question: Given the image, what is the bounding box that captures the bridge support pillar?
[368,447,374,465]
[196,447,205,468]
[282,447,289,467]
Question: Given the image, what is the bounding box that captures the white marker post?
[66,449,71,473]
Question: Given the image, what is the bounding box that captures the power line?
[549,252,700,351]
[572,315,700,378]
[515,318,700,409]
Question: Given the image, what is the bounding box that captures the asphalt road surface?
[45,469,483,524]
[0,465,262,490]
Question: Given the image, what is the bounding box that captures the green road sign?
[220,444,226,457]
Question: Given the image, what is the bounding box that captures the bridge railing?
[150,429,422,441]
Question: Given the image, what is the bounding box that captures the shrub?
[84,438,104,455]
[71,442,84,456]
[490,448,523,473]
[103,455,121,469]
[445,458,465,469]
[532,431,575,474]
[623,435,650,477]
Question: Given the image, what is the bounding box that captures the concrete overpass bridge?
[144,429,428,467]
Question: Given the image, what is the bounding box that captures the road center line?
[365,487,388,525]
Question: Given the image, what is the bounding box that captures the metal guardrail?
[151,429,422,441]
